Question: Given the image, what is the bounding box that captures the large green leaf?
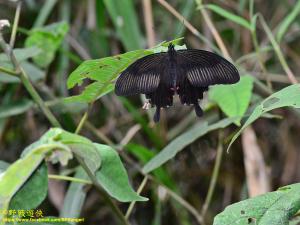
[103,0,143,51]
[25,21,69,68]
[65,49,152,103]
[213,183,300,225]
[227,84,300,152]
[143,117,236,173]
[66,41,185,103]
[0,128,103,224]
[0,129,71,224]
[209,75,254,125]
[95,144,147,202]
[9,163,48,210]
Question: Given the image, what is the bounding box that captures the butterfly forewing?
[115,52,167,96]
[177,50,239,87]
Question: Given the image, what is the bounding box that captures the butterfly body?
[115,43,240,122]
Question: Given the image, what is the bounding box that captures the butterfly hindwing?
[115,52,167,96]
[176,49,239,87]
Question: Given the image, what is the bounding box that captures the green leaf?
[143,117,236,173]
[0,129,71,222]
[95,144,147,202]
[0,99,33,119]
[276,1,300,42]
[103,0,143,51]
[209,75,254,125]
[203,4,252,30]
[64,82,114,103]
[66,41,184,103]
[25,21,69,68]
[9,163,48,210]
[213,183,300,225]
[227,84,300,152]
[65,47,157,103]
[67,49,152,89]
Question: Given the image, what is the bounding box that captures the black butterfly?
[115,44,240,122]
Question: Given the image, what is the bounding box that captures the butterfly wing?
[175,49,239,117]
[115,52,167,96]
[176,49,240,87]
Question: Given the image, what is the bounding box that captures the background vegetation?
[1,0,300,225]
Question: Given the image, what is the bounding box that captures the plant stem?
[201,132,224,219]
[125,176,148,219]
[48,174,92,184]
[75,110,89,134]
[75,154,131,225]
[251,29,273,90]
[0,66,18,76]
[9,0,22,47]
[196,0,230,59]
[259,15,298,84]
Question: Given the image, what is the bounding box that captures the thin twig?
[143,0,156,47]
[195,0,230,59]
[85,121,114,145]
[125,176,148,219]
[48,174,92,184]
[67,34,91,60]
[258,15,298,84]
[0,66,18,76]
[201,132,224,219]
[9,0,22,47]
[120,124,141,146]
[157,0,220,54]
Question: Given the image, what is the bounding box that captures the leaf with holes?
[213,183,300,225]
[227,84,300,152]
[66,41,186,103]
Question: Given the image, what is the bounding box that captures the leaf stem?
[195,0,230,59]
[0,66,18,76]
[48,174,92,184]
[201,132,224,219]
[258,14,298,84]
[9,0,22,47]
[125,176,148,219]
